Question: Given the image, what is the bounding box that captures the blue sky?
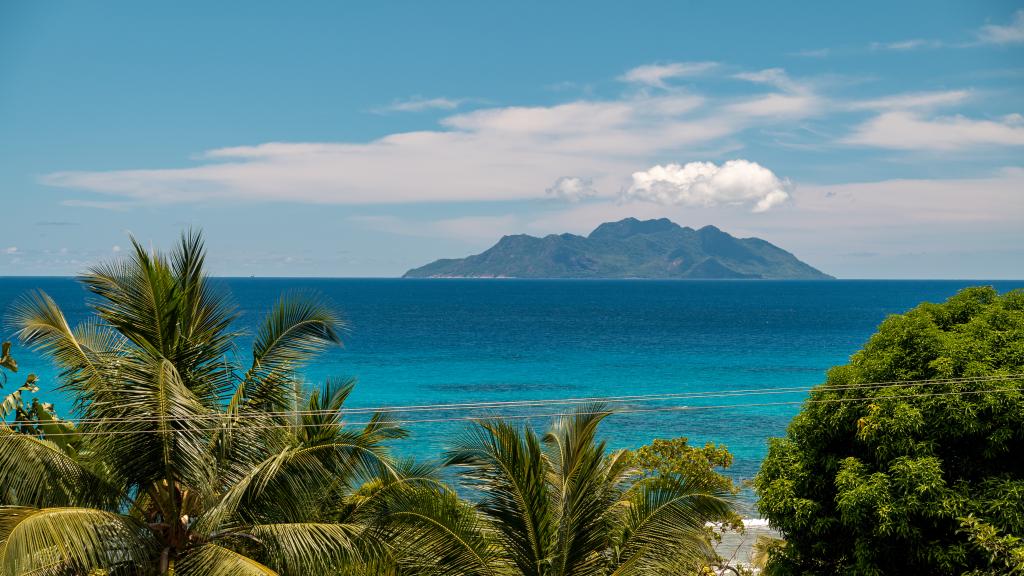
[1,0,1022,278]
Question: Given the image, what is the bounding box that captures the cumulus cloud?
[618,62,717,87]
[977,10,1024,45]
[4,247,17,254]
[546,177,597,202]
[623,160,791,212]
[843,111,1024,150]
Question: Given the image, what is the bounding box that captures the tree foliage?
[445,407,738,575]
[755,286,1024,575]
[0,232,451,575]
[0,231,741,575]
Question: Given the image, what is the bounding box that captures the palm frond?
[198,429,397,535]
[82,236,238,405]
[543,404,620,576]
[239,293,344,411]
[364,486,499,576]
[84,357,216,493]
[0,428,117,508]
[250,522,361,574]
[446,419,554,576]
[612,474,735,574]
[168,230,240,401]
[9,292,123,403]
[0,506,155,575]
[176,543,278,576]
[81,237,178,358]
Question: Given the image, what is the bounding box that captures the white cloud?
[728,68,823,118]
[869,39,941,51]
[794,168,1024,224]
[1005,113,1024,125]
[978,10,1024,45]
[43,62,1017,207]
[623,160,791,212]
[112,245,121,253]
[350,214,523,240]
[373,96,466,113]
[546,177,597,202]
[791,48,830,58]
[733,68,801,91]
[843,111,1024,150]
[618,62,717,87]
[40,90,765,206]
[527,168,1024,279]
[848,90,971,111]
[4,247,17,254]
[727,92,821,118]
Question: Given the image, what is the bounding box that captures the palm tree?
[442,406,737,575]
[0,232,440,575]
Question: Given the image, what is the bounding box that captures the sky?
[1,1,1022,279]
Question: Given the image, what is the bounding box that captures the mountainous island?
[403,218,833,279]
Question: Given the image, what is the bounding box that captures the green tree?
[0,233,451,575]
[755,286,1024,575]
[442,406,737,575]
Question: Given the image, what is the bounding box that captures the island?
[403,217,833,279]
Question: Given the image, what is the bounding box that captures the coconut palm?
[0,232,440,575]
[443,406,737,575]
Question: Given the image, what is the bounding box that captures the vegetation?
[403,217,832,279]
[0,233,454,574]
[439,410,737,575]
[0,231,740,575]
[756,287,1024,575]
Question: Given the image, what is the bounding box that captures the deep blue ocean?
[2,278,1023,505]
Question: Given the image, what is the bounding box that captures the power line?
[9,383,1023,438]
[16,373,1021,427]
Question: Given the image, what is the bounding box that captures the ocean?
[3,278,1023,505]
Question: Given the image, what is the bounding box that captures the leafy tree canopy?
[756,286,1024,575]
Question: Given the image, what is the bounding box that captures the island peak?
[404,217,832,279]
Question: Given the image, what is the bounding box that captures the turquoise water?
[3,278,1023,498]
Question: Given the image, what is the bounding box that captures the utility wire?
[15,373,1021,427]
[11,383,1023,438]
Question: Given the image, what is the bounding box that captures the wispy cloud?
[45,71,825,207]
[34,220,79,226]
[728,68,824,118]
[977,10,1024,45]
[60,199,136,211]
[372,96,467,114]
[618,61,717,87]
[350,214,523,240]
[848,90,971,111]
[790,48,830,58]
[38,62,1022,208]
[869,39,942,51]
[843,111,1024,151]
